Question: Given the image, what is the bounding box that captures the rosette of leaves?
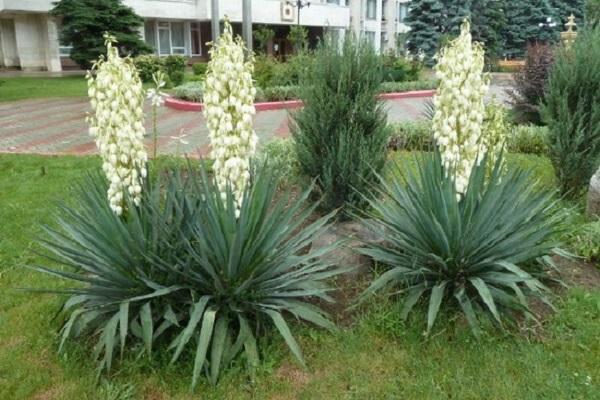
[32,167,342,388]
[357,151,564,336]
[168,167,342,388]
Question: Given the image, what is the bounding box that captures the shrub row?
[254,53,314,88]
[254,52,423,89]
[134,54,187,87]
[379,80,438,93]
[173,82,203,103]
[174,80,439,104]
[389,121,549,155]
[192,62,208,77]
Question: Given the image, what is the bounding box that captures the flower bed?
[165,89,436,112]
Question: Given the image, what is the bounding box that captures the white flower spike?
[432,20,490,195]
[86,33,148,216]
[204,19,258,213]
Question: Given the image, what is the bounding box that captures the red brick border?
[164,89,436,113]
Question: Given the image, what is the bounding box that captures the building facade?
[0,0,409,72]
[349,0,410,53]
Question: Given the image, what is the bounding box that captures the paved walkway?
[0,84,511,156]
[0,96,431,156]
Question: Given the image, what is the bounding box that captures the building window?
[59,44,73,57]
[170,22,185,55]
[158,22,171,55]
[56,21,73,57]
[149,21,191,56]
[190,22,202,56]
[365,31,376,45]
[397,2,408,22]
[144,21,156,49]
[366,0,377,20]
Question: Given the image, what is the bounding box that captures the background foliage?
[51,0,150,69]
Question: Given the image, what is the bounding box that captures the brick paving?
[0,96,429,156]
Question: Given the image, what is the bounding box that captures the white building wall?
[42,16,61,72]
[0,19,19,67]
[11,14,60,71]
[0,0,353,70]
[0,0,55,13]
[124,0,206,20]
[381,0,410,53]
[216,0,349,28]
[350,0,383,51]
[14,14,44,71]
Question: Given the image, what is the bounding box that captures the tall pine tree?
[441,0,473,35]
[503,0,557,57]
[471,0,506,58]
[551,0,586,25]
[406,0,444,62]
[51,0,151,68]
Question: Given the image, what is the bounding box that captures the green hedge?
[389,121,549,155]
[192,62,208,76]
[133,54,186,87]
[173,82,203,103]
[379,80,438,93]
[175,80,438,103]
[255,86,299,102]
[507,125,549,155]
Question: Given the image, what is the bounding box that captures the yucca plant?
[164,167,343,387]
[358,152,564,336]
[33,172,194,375]
[33,166,342,388]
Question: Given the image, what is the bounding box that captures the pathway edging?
[165,90,436,113]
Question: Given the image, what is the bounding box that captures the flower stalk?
[203,19,258,213]
[432,20,489,194]
[86,33,148,216]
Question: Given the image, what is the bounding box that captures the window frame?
[190,22,202,56]
[366,0,377,20]
[397,2,408,22]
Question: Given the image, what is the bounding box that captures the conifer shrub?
[542,26,600,197]
[291,34,390,215]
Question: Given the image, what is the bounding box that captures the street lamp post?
[287,0,311,26]
[242,0,252,52]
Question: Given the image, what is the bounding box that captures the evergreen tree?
[471,0,507,58]
[441,0,472,35]
[551,0,586,25]
[503,0,557,57]
[51,0,151,68]
[406,0,444,62]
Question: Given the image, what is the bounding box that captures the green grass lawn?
[0,73,196,103]
[0,76,88,102]
[0,154,598,400]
